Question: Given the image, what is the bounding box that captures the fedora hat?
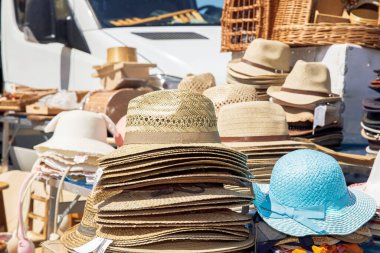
[178,73,216,94]
[253,149,376,237]
[203,84,257,116]
[363,98,380,112]
[267,60,341,106]
[228,39,291,77]
[350,151,380,208]
[34,110,115,156]
[99,90,246,162]
[61,196,98,250]
[217,101,307,148]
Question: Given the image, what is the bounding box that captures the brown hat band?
[221,135,290,142]
[241,59,289,74]
[124,131,221,144]
[281,87,334,97]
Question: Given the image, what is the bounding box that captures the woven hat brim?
[35,136,114,157]
[332,233,371,243]
[267,86,341,105]
[223,140,309,148]
[61,225,95,250]
[99,173,251,189]
[101,163,250,182]
[98,187,252,212]
[253,184,377,236]
[285,111,314,123]
[107,236,255,253]
[228,62,288,79]
[350,182,380,208]
[99,143,245,163]
[96,210,251,226]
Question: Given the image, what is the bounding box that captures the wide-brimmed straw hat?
[99,90,244,162]
[203,84,257,116]
[217,101,308,148]
[34,110,115,156]
[350,151,380,208]
[178,73,216,94]
[228,39,291,77]
[61,196,98,250]
[253,149,376,237]
[267,60,341,106]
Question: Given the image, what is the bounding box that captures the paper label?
[74,237,105,253]
[313,105,327,131]
[96,239,113,253]
[92,168,104,190]
[74,155,88,164]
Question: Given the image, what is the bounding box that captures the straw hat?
[217,101,304,147]
[34,110,115,156]
[178,73,216,94]
[350,151,380,208]
[203,84,257,116]
[61,196,98,250]
[267,60,341,106]
[253,149,376,237]
[228,39,291,77]
[99,90,245,162]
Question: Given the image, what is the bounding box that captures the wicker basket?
[271,0,380,49]
[221,0,277,52]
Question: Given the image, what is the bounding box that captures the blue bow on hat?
[256,194,327,234]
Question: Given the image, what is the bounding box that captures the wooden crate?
[26,103,65,115]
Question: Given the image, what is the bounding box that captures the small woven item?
[178,73,216,94]
[203,84,257,116]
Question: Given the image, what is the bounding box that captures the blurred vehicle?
[1,0,229,91]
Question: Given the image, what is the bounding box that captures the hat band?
[281,87,333,97]
[221,135,290,143]
[241,59,289,74]
[77,223,96,237]
[124,131,221,144]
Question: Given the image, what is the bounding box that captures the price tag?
[313,104,327,131]
[74,237,105,253]
[96,239,113,253]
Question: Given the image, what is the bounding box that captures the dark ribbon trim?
[221,135,290,142]
[241,59,289,74]
[281,87,335,97]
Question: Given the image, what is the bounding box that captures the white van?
[1,0,229,91]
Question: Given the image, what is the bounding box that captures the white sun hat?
[34,110,115,157]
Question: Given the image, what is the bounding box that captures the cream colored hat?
[218,101,305,147]
[203,84,257,116]
[178,73,216,94]
[34,110,115,156]
[228,39,291,77]
[267,60,341,105]
[99,90,242,162]
[350,150,380,208]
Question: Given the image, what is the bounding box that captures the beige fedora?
[217,101,308,148]
[203,84,257,116]
[228,39,291,77]
[98,90,246,162]
[267,60,341,106]
[178,73,216,94]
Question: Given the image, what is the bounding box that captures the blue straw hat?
[253,149,376,237]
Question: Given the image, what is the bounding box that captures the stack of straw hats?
[178,73,216,94]
[253,149,376,251]
[203,83,257,116]
[217,101,315,183]
[65,90,255,252]
[33,110,114,185]
[350,151,380,237]
[226,39,290,101]
[267,60,343,148]
[361,70,380,155]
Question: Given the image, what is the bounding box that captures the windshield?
[88,0,223,27]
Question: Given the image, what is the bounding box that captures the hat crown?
[125,90,218,133]
[178,73,216,94]
[243,39,290,72]
[52,110,108,143]
[270,150,348,208]
[283,61,332,93]
[217,101,289,137]
[203,84,257,115]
